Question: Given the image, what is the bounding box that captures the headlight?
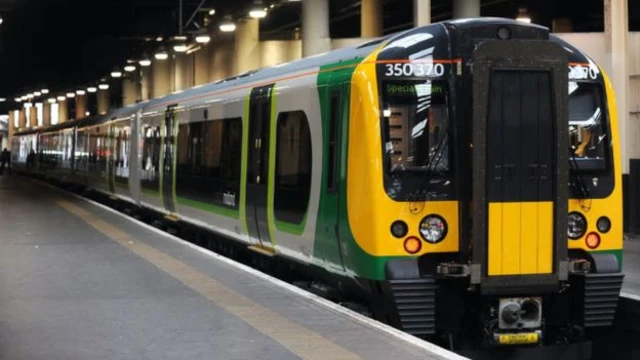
[419,215,447,243]
[568,212,587,239]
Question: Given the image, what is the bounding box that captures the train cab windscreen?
[380,79,451,200]
[569,81,608,171]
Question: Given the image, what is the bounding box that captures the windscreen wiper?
[569,149,591,199]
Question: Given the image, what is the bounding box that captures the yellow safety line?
[57,200,360,360]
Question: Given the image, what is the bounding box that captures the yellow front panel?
[488,202,553,276]
[345,45,460,257]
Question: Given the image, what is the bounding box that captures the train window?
[569,81,608,171]
[381,80,450,174]
[274,111,312,225]
[175,118,242,209]
[141,125,161,190]
[115,125,131,182]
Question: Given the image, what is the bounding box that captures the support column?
[152,57,171,98]
[29,105,37,128]
[210,36,235,81]
[19,108,26,129]
[235,18,261,75]
[76,95,87,120]
[174,53,195,91]
[43,102,51,126]
[453,0,480,19]
[605,0,629,173]
[140,66,152,101]
[8,110,15,145]
[195,45,211,86]
[97,89,110,115]
[122,78,137,106]
[361,0,383,38]
[414,0,431,27]
[59,99,68,123]
[302,0,331,57]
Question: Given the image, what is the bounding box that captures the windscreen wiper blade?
[569,151,591,199]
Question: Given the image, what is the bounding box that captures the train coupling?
[488,297,543,346]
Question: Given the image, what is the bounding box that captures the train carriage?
[13,17,624,351]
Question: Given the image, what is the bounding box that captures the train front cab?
[348,19,624,348]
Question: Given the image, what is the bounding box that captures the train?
[12,18,624,351]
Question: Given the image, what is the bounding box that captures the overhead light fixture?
[208,9,215,15]
[34,91,41,96]
[155,50,169,60]
[173,44,188,52]
[27,94,34,99]
[124,65,136,72]
[21,96,28,101]
[111,70,123,78]
[139,55,152,67]
[57,96,66,101]
[220,17,236,32]
[0,16,3,25]
[47,98,56,104]
[156,36,163,42]
[66,92,76,98]
[249,9,267,18]
[0,98,5,102]
[249,1,267,18]
[14,98,21,102]
[85,111,90,117]
[41,89,49,94]
[87,87,97,93]
[196,35,211,44]
[76,90,86,95]
[516,7,531,23]
[99,84,110,90]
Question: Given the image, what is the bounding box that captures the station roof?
[0,0,637,111]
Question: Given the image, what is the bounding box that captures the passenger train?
[13,18,624,350]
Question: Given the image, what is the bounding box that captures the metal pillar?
[453,0,480,19]
[605,0,629,173]
[413,0,431,27]
[235,18,260,74]
[361,0,383,38]
[302,0,331,57]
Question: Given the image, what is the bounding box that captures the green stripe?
[177,196,240,219]
[141,186,159,197]
[239,91,251,235]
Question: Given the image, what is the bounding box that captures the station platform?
[0,176,463,360]
[622,237,640,299]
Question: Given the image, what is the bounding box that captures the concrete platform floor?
[0,176,463,360]
[622,237,640,297]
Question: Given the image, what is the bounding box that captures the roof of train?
[15,18,594,136]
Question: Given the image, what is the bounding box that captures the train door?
[161,105,178,214]
[316,84,348,271]
[245,85,275,250]
[471,40,568,290]
[107,122,116,194]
